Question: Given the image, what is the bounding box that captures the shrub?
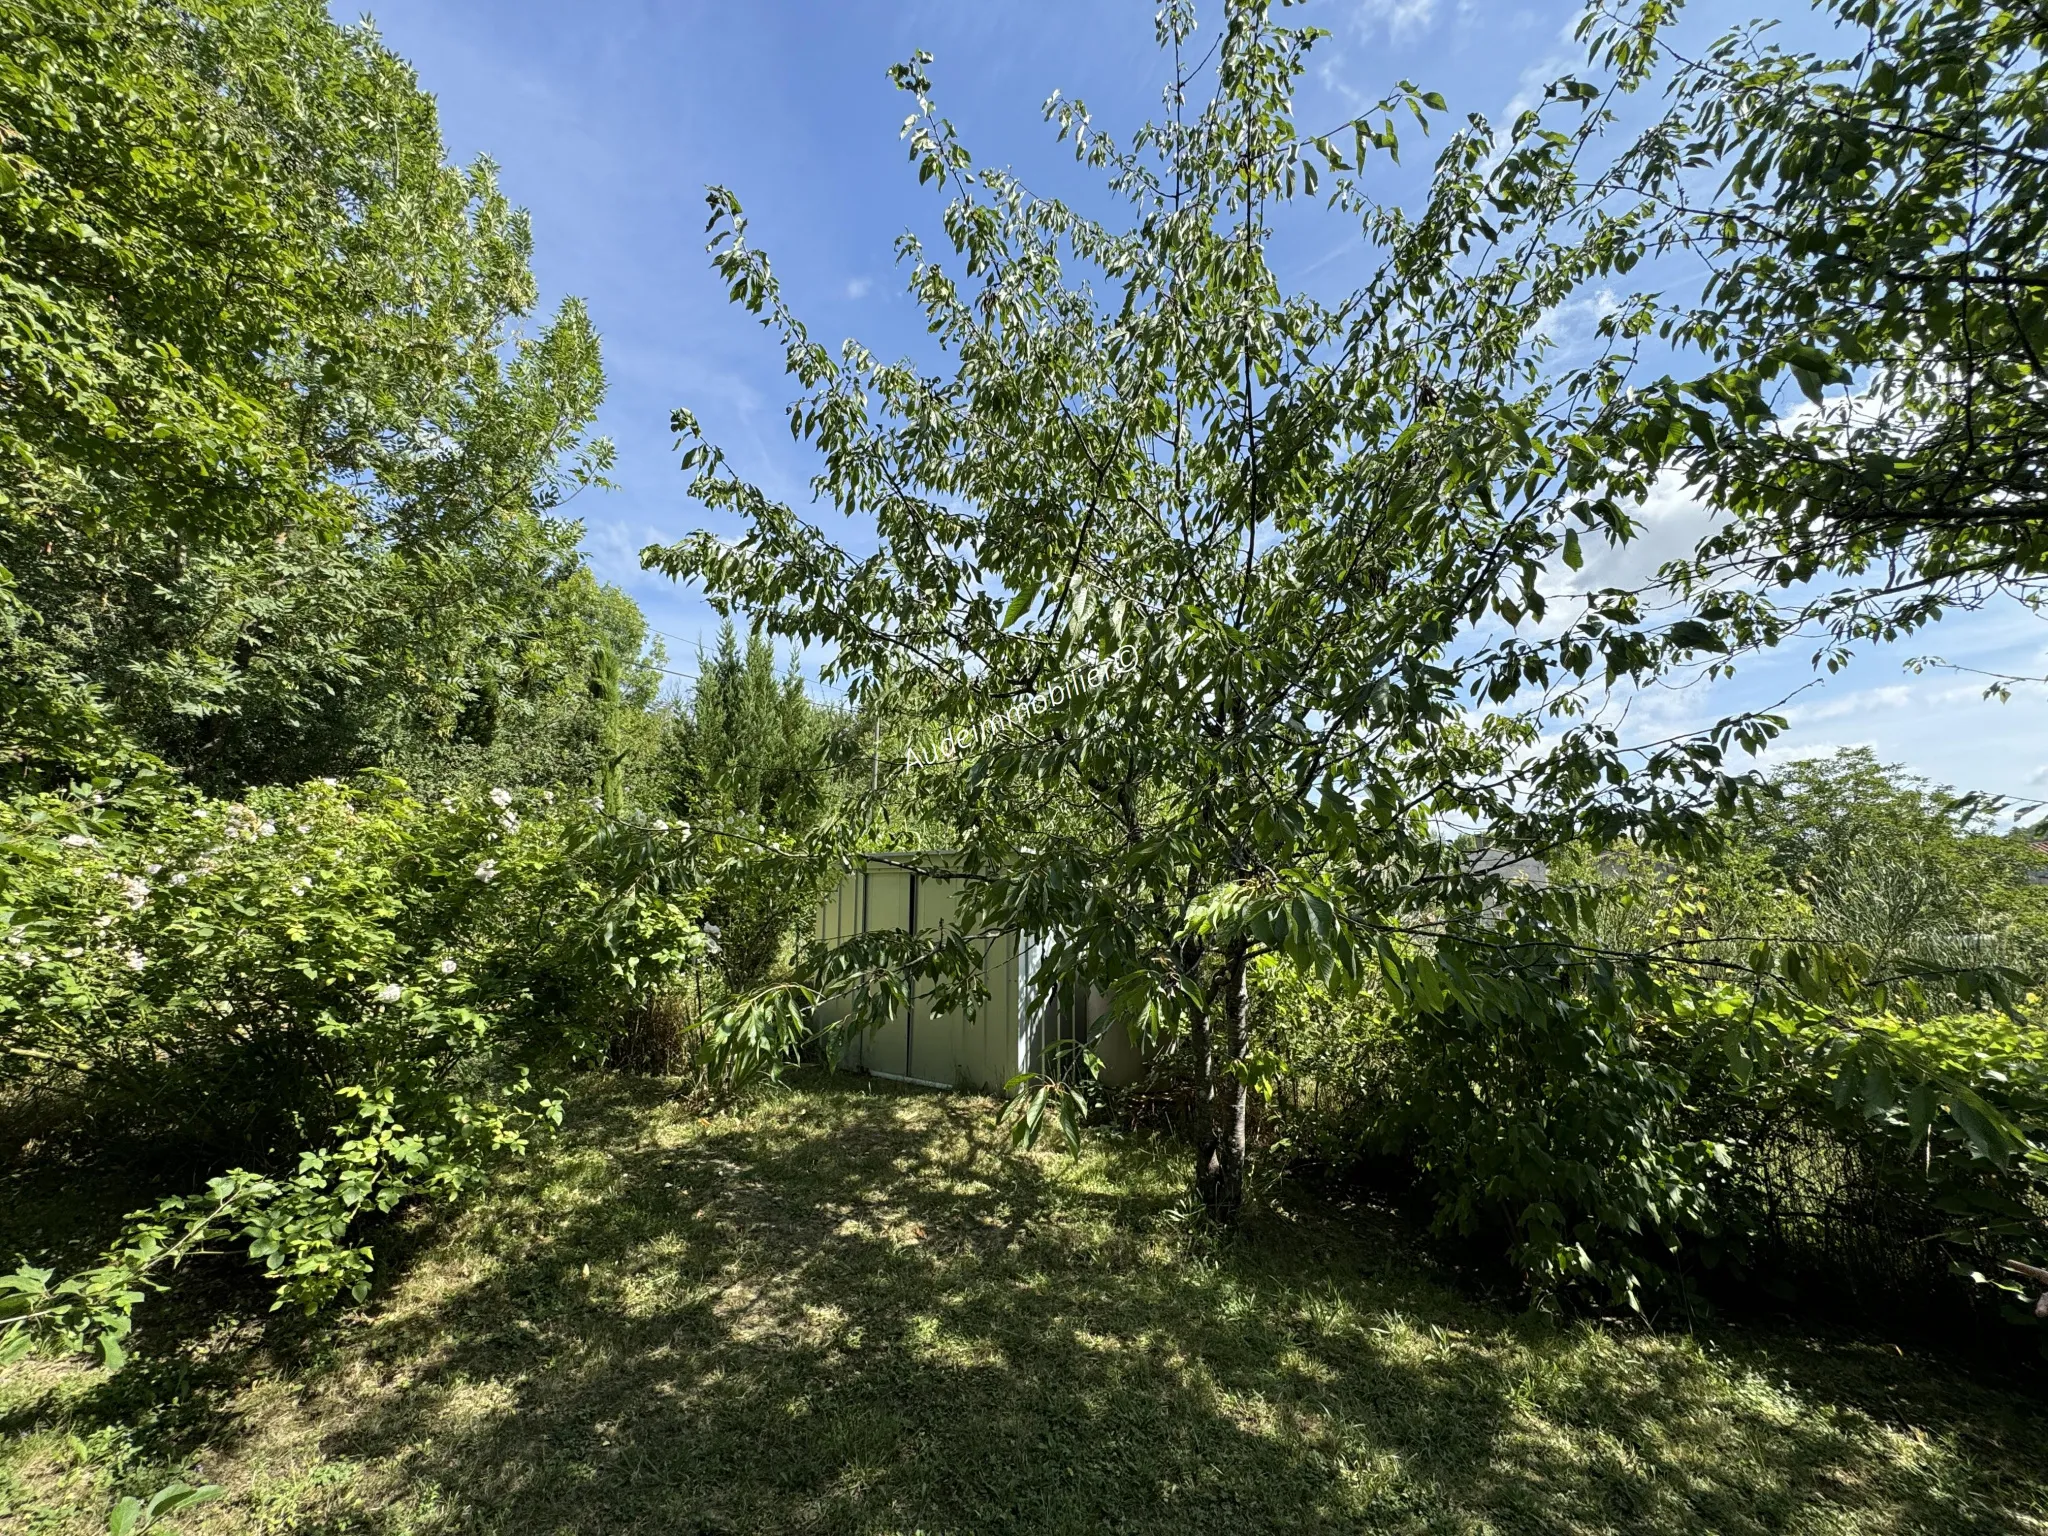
[1678,993,2048,1325]
[1372,979,1725,1313]
[1251,947,2048,1342]
[0,761,706,1364]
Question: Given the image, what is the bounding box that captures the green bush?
[0,761,706,1364]
[1250,944,2047,1337]
[1676,992,2048,1317]
[1372,975,1725,1313]
[1244,955,1399,1169]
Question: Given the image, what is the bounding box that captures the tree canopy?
[1580,0,2048,664]
[0,0,618,790]
[650,1,1805,1220]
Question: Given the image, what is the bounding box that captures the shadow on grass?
[7,1070,2047,1534]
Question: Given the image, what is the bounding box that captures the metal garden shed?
[810,856,1141,1092]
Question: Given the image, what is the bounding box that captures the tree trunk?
[1189,952,1219,1215]
[1195,940,1249,1224]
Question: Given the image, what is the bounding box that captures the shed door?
[860,868,912,1076]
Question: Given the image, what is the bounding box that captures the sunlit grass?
[3,1069,2044,1533]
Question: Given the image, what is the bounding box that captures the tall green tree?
[660,622,832,833]
[0,0,615,788]
[655,623,847,988]
[650,1,1781,1221]
[379,568,666,800]
[1744,749,2048,982]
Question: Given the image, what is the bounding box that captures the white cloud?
[1785,684,1911,725]
[1542,470,1724,614]
[1458,0,1534,26]
[1765,740,1877,765]
[1536,287,1621,360]
[844,277,872,300]
[1353,0,1438,42]
[1491,10,1595,136]
[1929,680,2009,706]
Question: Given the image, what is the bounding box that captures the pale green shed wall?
[811,860,1136,1094]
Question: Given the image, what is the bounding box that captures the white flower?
[145,863,162,875]
[257,821,276,837]
[702,922,721,937]
[10,951,35,968]
[376,983,403,1004]
[500,810,520,833]
[589,796,605,813]
[191,806,209,819]
[652,819,670,832]
[676,822,691,837]
[489,787,513,809]
[473,859,500,883]
[94,914,114,929]
[123,950,147,972]
[296,824,312,835]
[320,777,338,788]
[542,790,555,805]
[170,871,188,886]
[113,875,149,910]
[61,833,94,847]
[438,958,458,975]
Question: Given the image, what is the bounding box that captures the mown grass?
[2,1069,2044,1534]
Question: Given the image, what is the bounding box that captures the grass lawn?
[2,1069,2045,1534]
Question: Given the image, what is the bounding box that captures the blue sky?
[353,0,2048,806]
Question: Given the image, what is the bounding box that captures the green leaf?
[1860,1057,1895,1118]
[1001,582,1042,629]
[1905,1083,1935,1150]
[1665,620,1728,654]
[146,1482,221,1519]
[1948,1089,2013,1169]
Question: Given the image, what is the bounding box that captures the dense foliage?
[0,0,768,1367]
[652,623,853,990]
[1244,751,2048,1336]
[0,0,619,792]
[0,767,704,1364]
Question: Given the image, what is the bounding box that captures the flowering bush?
[0,763,706,1365]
